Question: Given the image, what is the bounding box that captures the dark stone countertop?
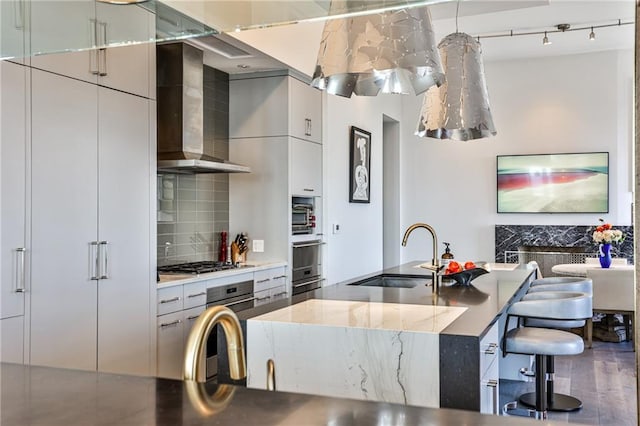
[0,363,559,425]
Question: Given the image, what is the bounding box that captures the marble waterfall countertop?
[0,363,558,426]
[243,262,535,411]
[251,299,467,333]
[247,300,468,407]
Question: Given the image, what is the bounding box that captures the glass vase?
[599,243,612,268]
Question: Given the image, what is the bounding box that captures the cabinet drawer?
[156,311,184,379]
[254,269,276,292]
[480,356,499,415]
[270,285,288,301]
[183,306,206,346]
[480,321,499,377]
[157,286,183,316]
[183,282,206,309]
[254,289,272,307]
[269,267,287,286]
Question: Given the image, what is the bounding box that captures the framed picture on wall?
[349,126,371,203]
[497,152,609,213]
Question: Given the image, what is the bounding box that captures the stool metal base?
[519,392,582,412]
[503,401,547,420]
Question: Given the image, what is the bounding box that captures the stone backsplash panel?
[495,225,634,264]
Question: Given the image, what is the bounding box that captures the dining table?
[551,263,635,277]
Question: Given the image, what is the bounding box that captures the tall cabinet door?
[30,69,99,371]
[97,87,151,375]
[1,61,28,320]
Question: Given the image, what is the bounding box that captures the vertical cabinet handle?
[89,19,99,75]
[98,22,108,76]
[487,379,499,415]
[99,241,109,279]
[13,0,24,29]
[90,241,99,280]
[304,118,312,136]
[15,248,26,292]
[267,359,276,391]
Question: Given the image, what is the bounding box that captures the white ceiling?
[202,0,635,75]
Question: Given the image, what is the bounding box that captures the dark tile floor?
[500,341,637,425]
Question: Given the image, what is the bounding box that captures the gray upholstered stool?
[503,291,592,420]
[530,276,591,287]
[519,279,593,412]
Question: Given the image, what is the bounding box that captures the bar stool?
[519,278,593,412]
[502,291,592,420]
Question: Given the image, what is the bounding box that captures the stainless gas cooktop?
[157,261,240,275]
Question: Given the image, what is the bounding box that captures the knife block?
[231,242,246,264]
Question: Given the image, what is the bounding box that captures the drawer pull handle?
[484,343,498,355]
[272,291,288,297]
[303,188,314,192]
[160,296,181,304]
[187,315,200,321]
[273,275,287,279]
[256,278,270,284]
[160,319,182,328]
[256,295,271,301]
[486,379,498,415]
[187,292,206,298]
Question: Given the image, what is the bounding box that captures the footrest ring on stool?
[519,392,582,412]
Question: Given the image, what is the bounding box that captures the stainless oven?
[205,279,254,380]
[292,197,316,235]
[292,240,324,295]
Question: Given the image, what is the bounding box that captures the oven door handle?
[223,296,256,308]
[292,241,325,249]
[292,278,325,288]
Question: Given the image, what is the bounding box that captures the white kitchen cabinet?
[230,74,322,144]
[96,87,151,375]
[230,137,290,263]
[289,77,322,143]
[291,139,322,197]
[30,1,153,98]
[30,69,99,371]
[30,69,153,375]
[230,73,323,268]
[1,61,28,322]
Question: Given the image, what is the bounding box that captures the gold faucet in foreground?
[183,306,246,383]
[402,223,442,293]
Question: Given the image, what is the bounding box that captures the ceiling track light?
[475,19,632,43]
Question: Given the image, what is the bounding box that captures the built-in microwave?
[292,196,316,235]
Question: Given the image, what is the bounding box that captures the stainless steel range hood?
[157,42,250,174]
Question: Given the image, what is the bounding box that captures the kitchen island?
[0,362,561,425]
[244,262,535,414]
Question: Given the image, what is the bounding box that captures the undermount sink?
[348,275,429,288]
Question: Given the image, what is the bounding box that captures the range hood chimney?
[157,43,250,174]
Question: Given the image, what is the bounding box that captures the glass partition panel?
[1,0,447,61]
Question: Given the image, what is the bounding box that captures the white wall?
[398,50,634,265]
[323,93,403,284]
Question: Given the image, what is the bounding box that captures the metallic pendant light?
[311,4,444,98]
[416,32,496,141]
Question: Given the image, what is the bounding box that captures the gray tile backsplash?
[157,173,229,265]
